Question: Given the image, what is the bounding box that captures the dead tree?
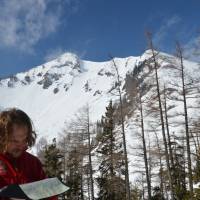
[135,65,152,199]
[175,42,193,193]
[145,32,174,198]
[163,85,175,170]
[73,104,95,200]
[110,56,131,200]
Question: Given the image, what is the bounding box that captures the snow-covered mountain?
[0,52,137,140]
[0,50,200,184]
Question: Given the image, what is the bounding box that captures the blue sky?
[0,0,199,78]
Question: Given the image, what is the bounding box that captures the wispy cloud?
[152,15,200,62]
[44,47,66,62]
[184,35,200,62]
[0,0,80,53]
[44,47,88,62]
[153,15,181,47]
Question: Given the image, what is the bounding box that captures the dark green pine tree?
[151,186,165,200]
[171,140,188,200]
[43,138,63,180]
[65,148,83,200]
[194,150,200,183]
[96,100,126,200]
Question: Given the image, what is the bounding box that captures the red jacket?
[0,151,57,199]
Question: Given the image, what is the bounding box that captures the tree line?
[36,33,200,200]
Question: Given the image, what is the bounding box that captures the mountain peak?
[0,52,82,90]
[0,51,199,139]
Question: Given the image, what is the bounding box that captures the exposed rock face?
[53,87,59,94]
[37,73,62,89]
[7,75,19,88]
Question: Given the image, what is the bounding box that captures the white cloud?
[152,15,200,62]
[44,47,87,62]
[0,0,80,53]
[153,15,181,47]
[184,36,200,62]
[44,47,66,62]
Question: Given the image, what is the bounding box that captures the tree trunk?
[146,32,174,199]
[111,57,131,200]
[154,130,164,199]
[87,106,95,200]
[138,75,151,199]
[163,86,175,170]
[176,42,193,193]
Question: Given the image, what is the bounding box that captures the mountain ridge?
[0,50,199,143]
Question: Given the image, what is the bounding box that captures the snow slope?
[0,51,200,185]
[0,52,138,140]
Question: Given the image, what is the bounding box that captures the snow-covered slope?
[0,52,138,140]
[0,50,200,184]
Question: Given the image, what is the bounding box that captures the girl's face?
[6,124,28,158]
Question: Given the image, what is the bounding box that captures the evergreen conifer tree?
[65,147,83,200]
[43,138,63,180]
[171,139,188,199]
[151,186,165,200]
[96,100,126,200]
[194,150,200,183]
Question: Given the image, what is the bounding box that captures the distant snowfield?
[0,51,199,184]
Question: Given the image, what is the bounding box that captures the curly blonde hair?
[0,108,36,153]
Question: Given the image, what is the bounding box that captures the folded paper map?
[0,177,69,199]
